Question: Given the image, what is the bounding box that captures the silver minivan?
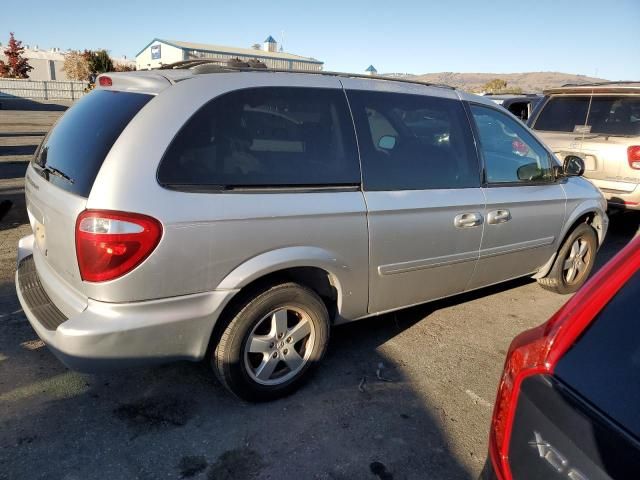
[16,64,608,401]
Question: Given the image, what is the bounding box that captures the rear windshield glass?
[533,96,640,135]
[555,269,640,438]
[32,90,152,197]
[157,87,360,189]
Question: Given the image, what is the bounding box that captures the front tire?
[537,223,598,294]
[212,282,330,402]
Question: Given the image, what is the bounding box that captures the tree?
[113,63,136,72]
[482,78,508,93]
[86,49,114,75]
[78,49,115,85]
[63,50,91,80]
[0,32,33,78]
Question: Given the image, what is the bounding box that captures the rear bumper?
[591,180,640,210]
[16,252,238,372]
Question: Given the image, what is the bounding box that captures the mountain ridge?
[383,71,608,92]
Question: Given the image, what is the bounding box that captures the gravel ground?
[0,103,638,480]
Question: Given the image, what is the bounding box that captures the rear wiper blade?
[43,165,75,184]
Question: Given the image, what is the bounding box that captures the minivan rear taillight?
[75,210,162,282]
[488,236,640,480]
[628,146,640,170]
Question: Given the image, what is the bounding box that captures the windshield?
[533,96,640,136]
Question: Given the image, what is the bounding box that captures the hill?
[384,71,608,93]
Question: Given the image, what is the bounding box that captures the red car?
[482,235,640,479]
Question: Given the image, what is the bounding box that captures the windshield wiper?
[43,165,75,184]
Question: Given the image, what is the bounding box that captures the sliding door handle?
[487,209,511,224]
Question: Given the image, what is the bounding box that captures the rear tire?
[212,282,330,402]
[537,223,597,294]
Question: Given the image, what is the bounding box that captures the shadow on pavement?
[0,163,27,181]
[594,210,640,269]
[0,133,47,138]
[0,209,638,480]
[0,286,472,479]
[0,98,71,112]
[0,179,28,231]
[0,146,37,157]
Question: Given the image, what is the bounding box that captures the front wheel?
[212,282,330,402]
[537,223,598,294]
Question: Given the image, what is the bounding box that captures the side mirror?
[563,155,585,177]
[378,135,397,150]
[517,162,543,181]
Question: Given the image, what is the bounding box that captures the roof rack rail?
[157,59,218,70]
[155,59,456,90]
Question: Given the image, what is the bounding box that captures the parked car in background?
[16,64,607,401]
[529,82,640,210]
[484,93,544,121]
[481,234,640,480]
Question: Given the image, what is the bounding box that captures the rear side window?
[157,87,360,189]
[505,101,530,121]
[534,96,640,135]
[555,270,640,438]
[32,90,152,197]
[588,97,640,135]
[346,90,480,191]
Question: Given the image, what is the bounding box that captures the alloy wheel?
[243,307,315,386]
[563,237,592,285]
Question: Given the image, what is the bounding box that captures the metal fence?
[0,78,87,100]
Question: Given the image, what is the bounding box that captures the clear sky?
[2,0,639,80]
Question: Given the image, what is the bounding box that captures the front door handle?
[454,212,483,228]
[487,209,511,224]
